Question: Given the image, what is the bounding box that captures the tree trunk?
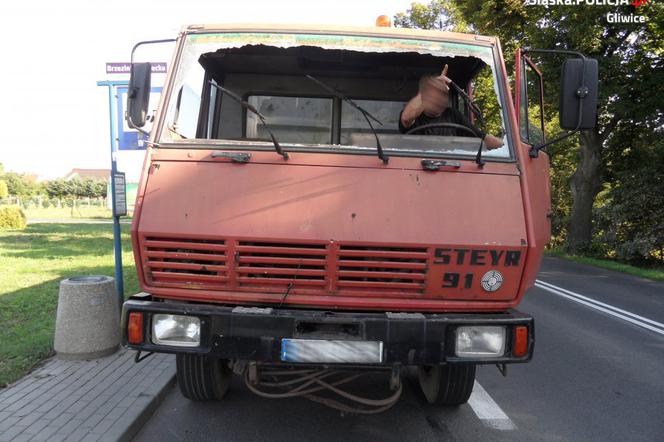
[567,129,603,253]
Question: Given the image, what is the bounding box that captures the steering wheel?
[405,122,481,137]
[406,121,487,167]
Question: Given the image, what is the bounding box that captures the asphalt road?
[134,257,664,441]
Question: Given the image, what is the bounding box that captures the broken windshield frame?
[157,31,513,162]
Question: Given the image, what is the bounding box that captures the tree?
[0,180,8,200]
[395,1,664,253]
[44,178,107,199]
[45,179,67,199]
[3,173,30,197]
[94,181,107,198]
[597,119,664,264]
[394,0,469,32]
[69,178,86,198]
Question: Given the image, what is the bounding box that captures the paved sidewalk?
[0,348,175,442]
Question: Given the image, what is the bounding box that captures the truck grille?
[235,241,328,290]
[143,237,228,288]
[336,245,428,295]
[141,236,429,295]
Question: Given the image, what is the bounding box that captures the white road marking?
[535,279,664,337]
[536,279,664,328]
[468,381,516,431]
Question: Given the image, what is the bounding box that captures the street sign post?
[97,80,128,313]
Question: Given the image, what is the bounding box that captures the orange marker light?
[375,15,391,27]
[127,312,144,344]
[513,325,528,357]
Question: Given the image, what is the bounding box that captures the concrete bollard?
[54,276,120,360]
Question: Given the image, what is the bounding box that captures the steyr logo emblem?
[481,270,503,292]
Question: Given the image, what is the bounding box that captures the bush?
[0,207,27,229]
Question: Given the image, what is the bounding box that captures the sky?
[0,0,414,179]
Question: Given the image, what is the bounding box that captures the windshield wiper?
[448,80,487,167]
[305,74,388,164]
[208,81,288,160]
[449,81,486,128]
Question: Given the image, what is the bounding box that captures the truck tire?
[176,354,232,401]
[417,363,476,406]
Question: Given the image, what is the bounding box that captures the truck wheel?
[176,354,232,401]
[417,363,475,406]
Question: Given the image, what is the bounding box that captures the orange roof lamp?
[375,15,392,27]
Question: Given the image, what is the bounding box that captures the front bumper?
[122,294,534,365]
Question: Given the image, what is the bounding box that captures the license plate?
[280,339,383,364]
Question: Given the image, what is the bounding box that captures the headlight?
[152,314,200,347]
[455,325,506,358]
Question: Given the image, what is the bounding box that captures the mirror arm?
[127,119,150,136]
[528,128,578,158]
[521,48,587,61]
[528,95,585,157]
[522,49,588,158]
[130,38,177,64]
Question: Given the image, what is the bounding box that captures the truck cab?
[122,23,597,408]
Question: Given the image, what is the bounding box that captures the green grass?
[22,206,114,220]
[546,249,664,281]
[0,223,138,387]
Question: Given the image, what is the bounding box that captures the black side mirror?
[127,62,151,128]
[559,58,598,130]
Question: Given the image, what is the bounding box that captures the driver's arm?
[452,108,504,150]
[482,134,504,150]
[400,94,424,130]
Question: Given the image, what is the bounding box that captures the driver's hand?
[429,64,452,94]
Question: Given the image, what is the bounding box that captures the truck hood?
[134,156,528,311]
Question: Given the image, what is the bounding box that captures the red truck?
[121,22,597,409]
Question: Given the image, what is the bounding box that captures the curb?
[113,367,175,442]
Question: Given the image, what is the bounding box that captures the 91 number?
[442,272,473,289]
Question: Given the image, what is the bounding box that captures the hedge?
[0,207,27,229]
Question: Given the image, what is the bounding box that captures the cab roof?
[182,23,498,46]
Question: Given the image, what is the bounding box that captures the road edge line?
[536,279,664,328]
[534,283,664,336]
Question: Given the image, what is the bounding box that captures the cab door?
[513,48,552,290]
